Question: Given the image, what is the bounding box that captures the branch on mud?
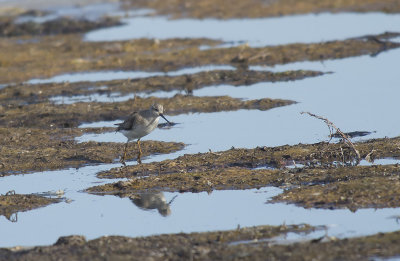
[301,111,361,160]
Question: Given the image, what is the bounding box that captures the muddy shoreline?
[0,32,398,84]
[0,191,61,222]
[0,69,322,103]
[0,127,184,176]
[126,0,400,19]
[87,136,400,210]
[2,225,400,260]
[1,0,400,257]
[1,95,295,128]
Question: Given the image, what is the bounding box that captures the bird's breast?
[135,116,159,137]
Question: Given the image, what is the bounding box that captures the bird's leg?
[137,139,142,164]
[120,141,129,166]
[137,139,143,155]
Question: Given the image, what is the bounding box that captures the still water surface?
[1,8,400,247]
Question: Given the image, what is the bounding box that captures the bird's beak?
[160,113,171,124]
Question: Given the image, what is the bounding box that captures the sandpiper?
[116,103,171,165]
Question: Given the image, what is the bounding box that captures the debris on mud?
[95,136,400,178]
[0,191,61,222]
[2,225,400,261]
[88,136,400,210]
[0,127,184,176]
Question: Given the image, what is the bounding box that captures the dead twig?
[301,111,361,160]
[365,149,376,163]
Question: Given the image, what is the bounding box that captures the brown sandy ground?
[88,136,400,210]
[2,225,400,261]
[126,0,400,19]
[0,32,398,84]
[0,70,323,104]
[0,95,295,128]
[0,191,61,222]
[0,127,184,176]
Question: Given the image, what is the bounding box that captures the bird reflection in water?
[129,192,177,217]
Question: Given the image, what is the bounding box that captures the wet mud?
[1,0,400,255]
[0,32,398,84]
[0,191,61,222]
[272,176,400,211]
[89,136,400,210]
[0,127,184,176]
[2,225,400,261]
[127,0,400,19]
[0,95,295,128]
[0,36,220,84]
[0,16,120,37]
[0,69,322,103]
[94,136,400,178]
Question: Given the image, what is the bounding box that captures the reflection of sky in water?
[50,92,126,104]
[17,46,397,248]
[229,230,327,246]
[4,7,400,248]
[50,90,179,104]
[78,108,329,153]
[391,36,400,43]
[78,49,400,153]
[358,158,400,166]
[85,13,400,46]
[27,65,235,84]
[1,175,400,247]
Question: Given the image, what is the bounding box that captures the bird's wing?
[115,112,138,131]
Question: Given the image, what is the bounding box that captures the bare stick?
[301,111,361,160]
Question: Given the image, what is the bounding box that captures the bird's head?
[151,103,171,124]
[151,103,164,115]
